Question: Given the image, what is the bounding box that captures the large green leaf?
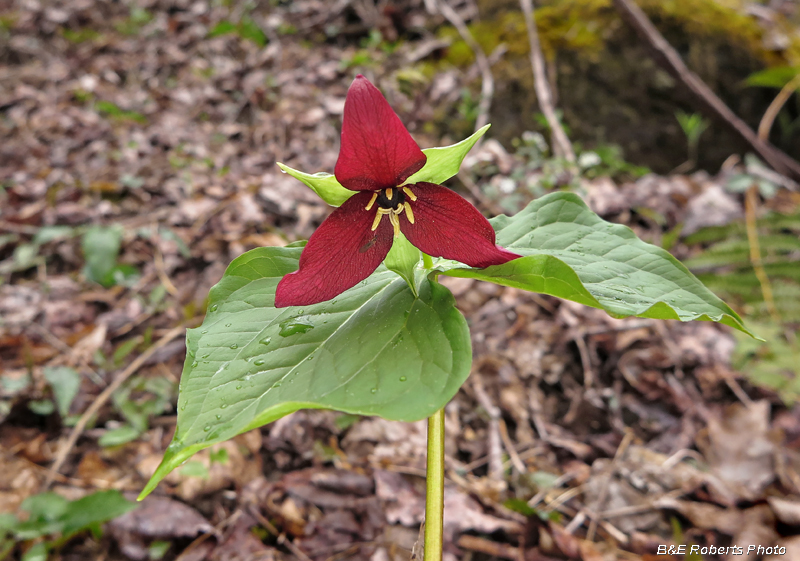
[139,246,470,499]
[275,125,490,207]
[441,192,757,338]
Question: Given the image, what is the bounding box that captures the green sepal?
[277,125,490,207]
[384,232,422,296]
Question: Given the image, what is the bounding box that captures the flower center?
[365,187,417,237]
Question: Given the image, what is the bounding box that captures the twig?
[498,418,526,475]
[29,322,105,386]
[586,429,634,541]
[745,185,780,322]
[44,324,186,488]
[758,73,800,142]
[247,505,313,561]
[519,0,575,163]
[572,333,594,388]
[527,472,574,508]
[436,0,494,137]
[473,379,504,482]
[456,535,519,560]
[611,0,800,181]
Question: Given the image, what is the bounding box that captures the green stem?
[424,407,445,561]
[422,252,434,269]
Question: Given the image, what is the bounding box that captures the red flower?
[275,75,520,307]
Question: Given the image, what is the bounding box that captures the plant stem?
[424,407,445,561]
[422,253,434,269]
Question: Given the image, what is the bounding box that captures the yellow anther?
[385,187,393,199]
[402,186,417,201]
[365,192,378,211]
[404,202,415,224]
[371,208,389,231]
[389,212,401,237]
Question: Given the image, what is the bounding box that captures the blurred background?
[1,0,800,560]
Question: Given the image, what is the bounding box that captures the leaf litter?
[1,0,799,560]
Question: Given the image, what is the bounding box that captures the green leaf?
[33,226,75,245]
[21,493,69,523]
[81,225,123,286]
[383,232,422,296]
[745,66,800,89]
[21,542,47,561]
[406,124,490,185]
[237,16,267,47]
[139,246,470,499]
[275,163,353,207]
[441,192,756,338]
[180,460,210,478]
[733,322,800,403]
[43,367,81,418]
[276,126,489,207]
[59,490,137,538]
[28,400,55,416]
[99,425,141,447]
[208,20,237,37]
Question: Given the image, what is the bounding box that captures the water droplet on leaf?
[278,316,315,336]
[210,305,218,312]
[254,359,266,366]
[259,337,271,346]
[203,425,211,432]
[399,376,407,382]
[230,343,238,349]
[370,388,377,394]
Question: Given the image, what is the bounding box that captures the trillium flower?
[275,75,520,307]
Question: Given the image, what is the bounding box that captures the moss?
[432,0,800,172]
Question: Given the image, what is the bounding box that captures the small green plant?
[114,6,153,36]
[0,490,136,560]
[208,16,267,47]
[95,101,147,124]
[675,110,709,169]
[100,375,176,447]
[0,226,75,275]
[81,225,139,287]
[60,27,102,44]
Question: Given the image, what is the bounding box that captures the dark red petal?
[400,183,521,268]
[275,192,394,307]
[334,75,427,191]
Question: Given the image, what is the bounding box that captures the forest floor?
[2,1,800,560]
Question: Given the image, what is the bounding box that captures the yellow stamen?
[402,186,417,201]
[404,202,415,224]
[371,208,388,231]
[385,187,393,199]
[365,192,378,211]
[389,212,401,237]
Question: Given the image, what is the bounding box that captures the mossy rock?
[433,0,800,172]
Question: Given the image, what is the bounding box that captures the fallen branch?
[520,0,576,163]
[436,0,495,137]
[44,324,187,488]
[611,0,800,181]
